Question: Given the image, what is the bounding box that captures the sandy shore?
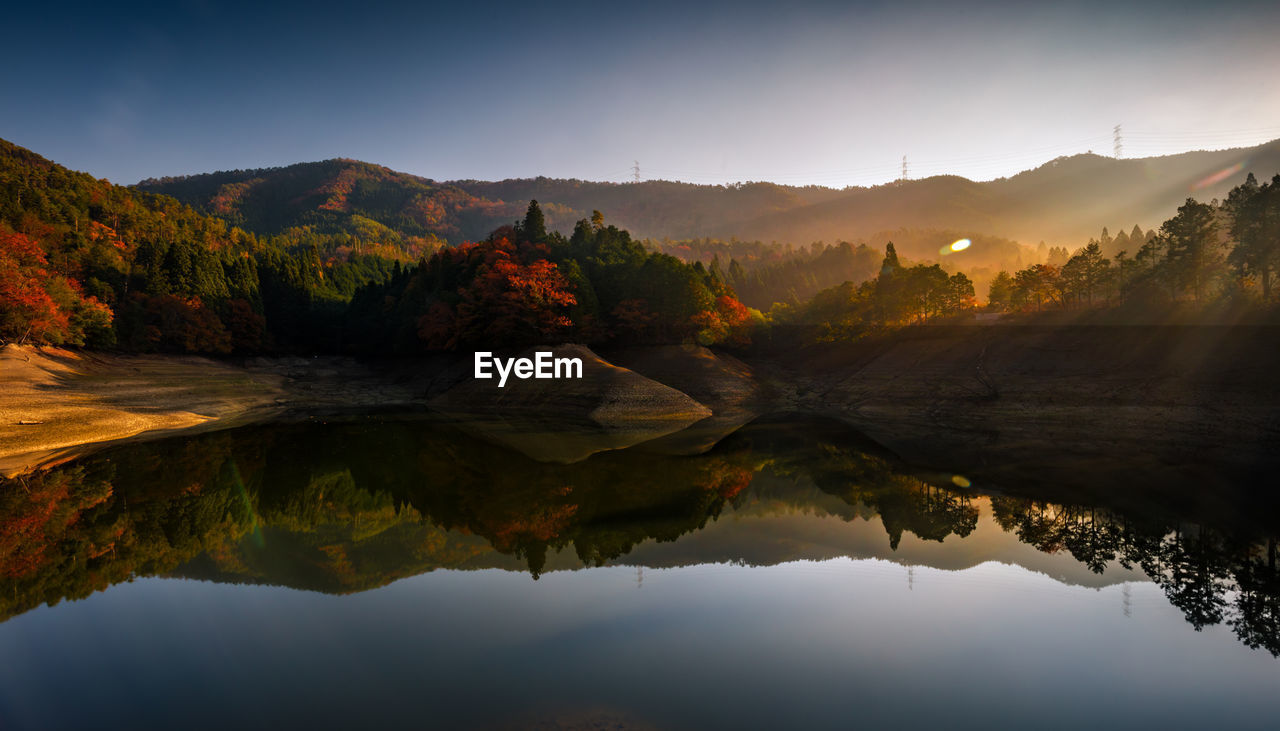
[0,342,767,476]
[0,345,289,477]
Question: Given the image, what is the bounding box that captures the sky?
[3,0,1279,187]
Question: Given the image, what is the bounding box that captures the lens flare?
[951,475,972,488]
[1191,161,1246,191]
[940,238,971,256]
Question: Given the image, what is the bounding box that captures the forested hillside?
[780,173,1280,344]
[0,138,400,352]
[5,135,1278,356]
[139,159,523,248]
[2,139,755,354]
[647,229,1028,309]
[715,144,1280,246]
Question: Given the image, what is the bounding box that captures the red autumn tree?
[691,294,756,346]
[416,236,577,348]
[611,298,658,341]
[222,298,266,351]
[123,293,232,354]
[0,230,112,346]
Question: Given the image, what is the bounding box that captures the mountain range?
[137,138,1280,250]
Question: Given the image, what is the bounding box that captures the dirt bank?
[0,345,287,476]
[758,323,1280,495]
[5,324,1278,490]
[0,344,738,473]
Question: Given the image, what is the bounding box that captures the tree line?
[988,174,1280,312]
[344,202,759,353]
[770,242,978,342]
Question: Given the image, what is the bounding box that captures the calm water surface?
[1,417,1277,729]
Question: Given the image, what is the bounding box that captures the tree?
[1060,241,1110,306]
[903,264,950,322]
[987,270,1014,311]
[414,236,578,349]
[1226,173,1280,301]
[0,232,69,344]
[0,230,111,345]
[1013,264,1059,311]
[1161,197,1221,302]
[1076,241,1110,305]
[945,272,976,312]
[1112,250,1131,303]
[518,199,547,243]
[881,241,901,274]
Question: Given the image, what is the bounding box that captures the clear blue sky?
[3,0,1278,187]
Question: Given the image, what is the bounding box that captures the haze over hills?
[138,139,1280,252]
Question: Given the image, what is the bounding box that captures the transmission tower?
[1113,124,1123,159]
[632,160,640,183]
[901,155,909,182]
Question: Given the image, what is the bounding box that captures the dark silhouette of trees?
[1225,173,1280,301]
[1161,198,1221,303]
[517,199,548,243]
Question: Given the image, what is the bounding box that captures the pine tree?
[1226,173,1279,301]
[881,242,901,274]
[520,200,547,243]
[1162,198,1220,302]
[987,270,1014,310]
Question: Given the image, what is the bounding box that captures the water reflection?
[2,416,1278,658]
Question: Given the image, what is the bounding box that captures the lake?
[1,416,1277,729]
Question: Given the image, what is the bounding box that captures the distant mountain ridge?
[137,139,1280,249]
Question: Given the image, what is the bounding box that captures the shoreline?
[4,322,1280,485]
[0,345,455,477]
[0,345,293,477]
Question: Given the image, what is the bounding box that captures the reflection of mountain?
[2,416,1278,656]
[619,477,1142,590]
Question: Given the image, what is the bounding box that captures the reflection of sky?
[3,1,1280,186]
[0,560,1276,729]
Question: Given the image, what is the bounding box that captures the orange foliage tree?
[0,230,112,345]
[416,236,577,348]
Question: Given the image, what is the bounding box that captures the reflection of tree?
[1232,540,1280,656]
[991,498,1127,573]
[1159,528,1230,631]
[5,417,1280,660]
[991,496,1280,655]
[395,431,753,577]
[759,432,979,549]
[873,481,978,550]
[0,437,259,622]
[1061,508,1125,574]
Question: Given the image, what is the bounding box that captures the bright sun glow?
[940,238,971,256]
